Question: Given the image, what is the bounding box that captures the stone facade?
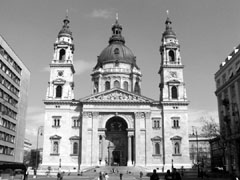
[42,15,191,171]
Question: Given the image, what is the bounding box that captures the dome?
[163,28,176,38]
[94,18,139,69]
[163,17,176,38]
[98,43,136,66]
[58,17,72,38]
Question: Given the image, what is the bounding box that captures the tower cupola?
[162,16,176,39]
[109,14,125,44]
[58,15,73,39]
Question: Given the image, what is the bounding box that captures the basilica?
[42,15,191,171]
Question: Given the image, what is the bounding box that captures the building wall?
[0,35,30,163]
[215,44,240,175]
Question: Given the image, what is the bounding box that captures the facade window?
[152,118,161,129]
[69,136,79,156]
[94,81,98,93]
[50,135,61,155]
[105,81,110,91]
[134,82,140,95]
[155,143,160,155]
[59,49,65,61]
[151,136,161,156]
[114,80,120,88]
[56,85,62,98]
[169,50,175,62]
[52,116,61,127]
[171,86,178,99]
[171,136,182,156]
[73,142,78,155]
[123,81,128,91]
[171,117,180,128]
[222,74,226,84]
[174,142,180,154]
[53,141,59,154]
[72,118,80,128]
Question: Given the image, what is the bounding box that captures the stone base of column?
[127,161,133,166]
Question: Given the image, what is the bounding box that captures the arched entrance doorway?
[105,116,128,166]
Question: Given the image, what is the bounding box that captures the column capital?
[134,112,144,118]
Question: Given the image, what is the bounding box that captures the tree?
[200,116,220,137]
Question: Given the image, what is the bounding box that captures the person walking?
[150,169,159,180]
[119,172,123,180]
[105,173,109,180]
[165,170,172,180]
[172,168,181,180]
[98,172,103,180]
[140,171,143,179]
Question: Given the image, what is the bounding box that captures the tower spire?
[162,10,176,39]
[116,13,119,23]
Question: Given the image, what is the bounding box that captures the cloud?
[74,59,95,75]
[88,9,114,19]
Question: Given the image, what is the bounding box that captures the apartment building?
[215,44,240,176]
[0,35,30,163]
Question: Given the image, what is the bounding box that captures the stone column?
[102,135,106,166]
[127,134,133,166]
[99,135,102,165]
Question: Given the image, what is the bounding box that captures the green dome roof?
[98,43,136,65]
[58,17,72,38]
[94,18,138,69]
[163,17,176,38]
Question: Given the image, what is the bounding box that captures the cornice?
[43,99,79,105]
[215,70,240,95]
[161,101,189,106]
[50,63,75,74]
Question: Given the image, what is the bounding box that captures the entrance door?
[112,151,120,165]
[105,116,128,166]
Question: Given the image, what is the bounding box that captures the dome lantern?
[58,15,73,39]
[108,13,125,44]
[162,11,176,38]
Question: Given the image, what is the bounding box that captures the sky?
[1,0,240,148]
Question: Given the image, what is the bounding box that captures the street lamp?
[192,126,199,177]
[35,126,43,169]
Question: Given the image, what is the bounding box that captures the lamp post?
[192,126,199,177]
[35,126,43,170]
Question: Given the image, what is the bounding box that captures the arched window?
[155,143,160,155]
[94,81,98,93]
[174,142,180,154]
[59,49,66,61]
[53,141,59,154]
[171,86,178,99]
[123,81,128,91]
[114,80,120,88]
[134,82,140,94]
[169,50,175,62]
[105,81,110,90]
[73,142,78,155]
[56,86,62,98]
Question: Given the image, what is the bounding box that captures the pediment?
[167,79,180,84]
[53,78,66,85]
[49,135,62,140]
[80,88,154,104]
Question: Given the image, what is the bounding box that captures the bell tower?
[159,14,191,169]
[46,15,75,100]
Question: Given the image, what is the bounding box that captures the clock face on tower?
[58,71,63,76]
[170,71,177,78]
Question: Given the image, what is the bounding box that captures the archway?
[105,116,128,166]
